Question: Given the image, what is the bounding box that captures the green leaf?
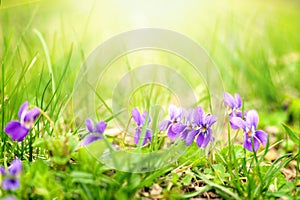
[171,185,212,199]
[71,171,94,179]
[212,164,226,174]
[281,123,299,143]
[195,172,241,200]
[33,138,46,148]
[182,173,193,186]
[172,173,179,184]
[71,171,94,184]
[211,164,229,184]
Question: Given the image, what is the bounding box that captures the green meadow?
[0,0,300,199]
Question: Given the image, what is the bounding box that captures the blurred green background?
[1,2,300,199]
[1,0,300,125]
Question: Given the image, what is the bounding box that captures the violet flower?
[186,107,217,148]
[180,109,197,140]
[231,110,268,152]
[0,159,22,190]
[4,101,40,142]
[1,196,17,200]
[159,104,186,140]
[224,92,244,129]
[132,108,152,146]
[82,118,107,146]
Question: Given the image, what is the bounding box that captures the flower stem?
[29,130,33,162]
[1,62,5,161]
[38,108,59,137]
[21,141,24,160]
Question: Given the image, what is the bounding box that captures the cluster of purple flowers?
[3,94,268,152]
[224,92,268,152]
[80,108,153,147]
[159,105,218,148]
[0,159,22,191]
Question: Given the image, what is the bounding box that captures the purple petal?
[205,115,218,127]
[134,127,141,145]
[167,125,181,140]
[1,195,18,200]
[255,130,268,145]
[246,110,259,128]
[224,92,235,108]
[2,178,20,190]
[5,121,21,133]
[159,120,171,131]
[229,120,240,130]
[0,166,6,175]
[244,135,260,152]
[253,137,261,152]
[196,132,204,147]
[232,111,243,118]
[23,107,40,122]
[197,128,212,148]
[145,129,153,142]
[135,128,152,146]
[185,109,194,122]
[230,117,247,131]
[168,104,178,120]
[82,134,102,146]
[4,121,29,142]
[141,111,151,125]
[132,108,142,126]
[171,122,186,134]
[8,159,22,175]
[186,130,198,146]
[230,111,246,121]
[85,118,94,132]
[95,121,107,134]
[181,129,191,140]
[140,129,153,145]
[201,129,212,148]
[243,111,248,119]
[234,93,242,108]
[193,107,205,126]
[18,101,28,119]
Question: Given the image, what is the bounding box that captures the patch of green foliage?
[1,0,300,199]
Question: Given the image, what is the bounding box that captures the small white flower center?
[246,126,256,138]
[200,125,208,134]
[229,107,240,116]
[20,110,34,129]
[185,121,195,131]
[24,119,35,129]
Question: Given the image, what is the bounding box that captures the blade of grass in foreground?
[34,29,56,99]
[224,122,244,196]
[1,61,6,159]
[281,123,300,191]
[194,171,241,200]
[0,0,41,9]
[171,185,212,199]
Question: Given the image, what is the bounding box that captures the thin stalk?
[227,121,243,196]
[21,141,24,160]
[1,61,5,159]
[33,29,56,99]
[29,129,33,161]
[39,108,59,137]
[137,114,150,149]
[251,137,263,197]
[296,135,300,191]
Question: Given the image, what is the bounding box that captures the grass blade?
[34,29,56,98]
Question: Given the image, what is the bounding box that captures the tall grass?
[0,0,299,199]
